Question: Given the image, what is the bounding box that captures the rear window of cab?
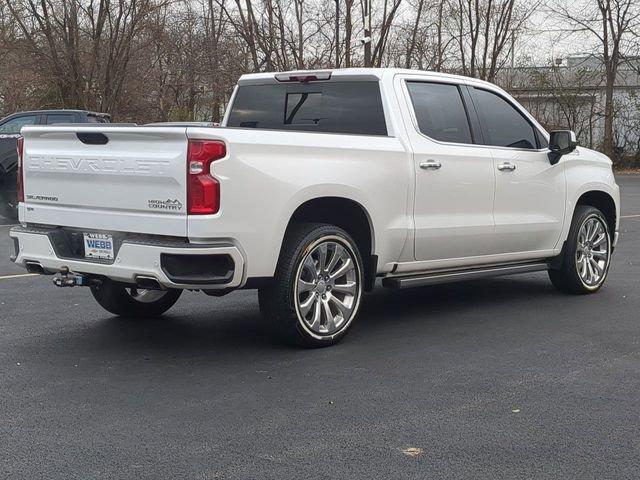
[227,81,388,136]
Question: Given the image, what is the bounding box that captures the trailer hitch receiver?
[52,266,91,288]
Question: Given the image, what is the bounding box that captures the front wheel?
[548,205,612,294]
[90,278,182,317]
[259,223,365,347]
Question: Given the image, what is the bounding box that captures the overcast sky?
[517,7,598,66]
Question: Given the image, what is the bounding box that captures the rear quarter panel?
[186,127,412,279]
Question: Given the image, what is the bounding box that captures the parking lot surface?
[1,176,640,479]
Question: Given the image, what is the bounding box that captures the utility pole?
[335,0,340,67]
[363,0,372,67]
[510,28,516,68]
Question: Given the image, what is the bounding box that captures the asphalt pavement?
[1,176,640,479]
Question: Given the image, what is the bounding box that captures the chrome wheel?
[126,288,168,303]
[575,215,610,288]
[294,238,361,336]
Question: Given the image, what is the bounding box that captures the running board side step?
[381,262,549,289]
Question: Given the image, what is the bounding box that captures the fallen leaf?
[402,447,423,457]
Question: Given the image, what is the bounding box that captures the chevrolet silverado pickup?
[9,69,620,347]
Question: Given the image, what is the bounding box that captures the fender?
[558,152,620,249]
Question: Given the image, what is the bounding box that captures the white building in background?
[499,54,640,158]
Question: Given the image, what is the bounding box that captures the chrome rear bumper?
[10,226,245,290]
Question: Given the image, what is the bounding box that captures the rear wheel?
[548,205,612,294]
[259,223,364,347]
[90,278,182,317]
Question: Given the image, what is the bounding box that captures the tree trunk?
[335,0,340,67]
[345,0,353,67]
[602,65,616,159]
[405,0,424,69]
[435,0,444,71]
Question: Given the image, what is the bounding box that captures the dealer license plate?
[83,233,114,260]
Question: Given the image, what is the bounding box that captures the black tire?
[258,223,365,347]
[548,205,612,294]
[90,278,182,317]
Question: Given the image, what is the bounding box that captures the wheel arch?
[282,196,377,291]
[575,190,617,239]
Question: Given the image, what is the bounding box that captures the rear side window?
[406,82,473,144]
[472,88,538,149]
[46,114,76,125]
[227,81,387,135]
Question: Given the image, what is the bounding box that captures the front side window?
[0,115,37,135]
[227,81,387,136]
[472,88,537,149]
[406,82,473,144]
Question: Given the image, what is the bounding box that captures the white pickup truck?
[10,68,620,347]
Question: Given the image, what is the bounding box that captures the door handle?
[497,162,516,172]
[419,160,442,170]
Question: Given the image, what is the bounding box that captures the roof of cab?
[0,109,111,123]
[237,68,496,89]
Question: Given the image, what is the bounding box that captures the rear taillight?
[187,139,226,215]
[16,136,24,203]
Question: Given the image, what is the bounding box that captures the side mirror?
[548,130,578,165]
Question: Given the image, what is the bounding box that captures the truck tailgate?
[20,125,188,236]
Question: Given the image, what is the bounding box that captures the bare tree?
[344,0,355,66]
[0,0,637,165]
[551,0,640,159]
[404,0,426,68]
[368,0,403,68]
[400,0,453,69]
[451,0,537,81]
[512,65,603,148]
[5,0,162,115]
